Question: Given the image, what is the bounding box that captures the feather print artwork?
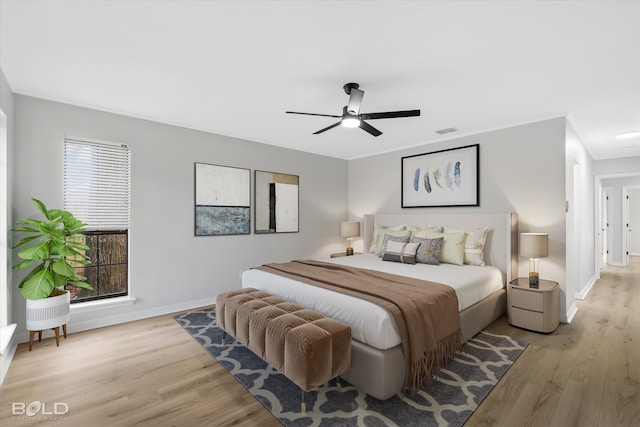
[424,169,432,193]
[454,162,461,189]
[413,168,420,192]
[445,161,454,190]
[433,168,444,189]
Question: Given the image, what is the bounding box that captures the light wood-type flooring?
[1,257,638,426]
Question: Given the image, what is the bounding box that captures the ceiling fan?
[286,83,421,137]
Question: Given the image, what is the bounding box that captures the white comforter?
[240,254,503,350]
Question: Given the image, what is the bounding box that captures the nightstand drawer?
[511,288,543,312]
[510,306,544,331]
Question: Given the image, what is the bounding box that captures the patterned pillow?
[382,240,420,264]
[410,226,443,238]
[379,234,411,257]
[411,236,444,265]
[443,226,489,266]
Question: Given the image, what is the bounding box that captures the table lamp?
[520,232,548,288]
[340,221,360,256]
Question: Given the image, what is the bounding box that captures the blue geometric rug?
[175,308,527,427]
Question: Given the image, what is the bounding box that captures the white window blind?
[64,137,131,230]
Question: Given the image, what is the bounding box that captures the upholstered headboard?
[363,213,518,284]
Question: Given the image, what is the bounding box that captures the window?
[63,137,131,303]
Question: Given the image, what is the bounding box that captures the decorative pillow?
[423,231,466,265]
[443,226,489,266]
[411,236,444,265]
[380,234,411,257]
[411,226,443,238]
[369,224,406,254]
[371,229,411,256]
[382,240,420,264]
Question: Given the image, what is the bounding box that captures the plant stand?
[28,325,68,351]
[25,289,71,351]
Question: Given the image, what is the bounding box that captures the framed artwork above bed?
[401,144,479,208]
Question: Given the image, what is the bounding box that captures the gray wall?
[11,95,348,341]
[348,118,583,322]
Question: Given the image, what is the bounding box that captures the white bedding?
[240,254,503,350]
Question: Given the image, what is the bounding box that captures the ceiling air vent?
[435,127,457,135]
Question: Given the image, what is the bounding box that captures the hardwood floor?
[1,258,638,426]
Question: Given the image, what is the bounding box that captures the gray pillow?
[412,236,444,265]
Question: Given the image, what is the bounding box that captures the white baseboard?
[575,275,597,300]
[565,302,578,324]
[0,340,18,385]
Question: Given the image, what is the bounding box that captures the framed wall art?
[401,144,479,208]
[194,163,251,236]
[254,170,299,233]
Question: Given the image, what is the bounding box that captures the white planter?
[25,290,71,331]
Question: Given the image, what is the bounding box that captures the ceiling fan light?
[342,116,360,128]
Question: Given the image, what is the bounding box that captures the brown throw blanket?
[255,260,463,394]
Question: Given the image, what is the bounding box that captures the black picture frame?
[401,144,479,208]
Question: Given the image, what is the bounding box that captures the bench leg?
[336,376,342,391]
[301,389,306,413]
[221,331,227,345]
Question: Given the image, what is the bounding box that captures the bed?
[241,213,518,399]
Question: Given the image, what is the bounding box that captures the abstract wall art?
[254,170,299,233]
[401,144,479,208]
[195,163,251,236]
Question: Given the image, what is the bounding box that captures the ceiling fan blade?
[347,88,364,115]
[359,120,382,137]
[360,110,421,120]
[313,121,342,135]
[286,111,341,118]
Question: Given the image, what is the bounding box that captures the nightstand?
[508,278,559,333]
[330,252,362,258]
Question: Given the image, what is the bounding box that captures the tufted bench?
[216,288,352,412]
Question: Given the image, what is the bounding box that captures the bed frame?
[341,213,518,400]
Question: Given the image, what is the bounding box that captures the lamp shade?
[520,233,548,258]
[340,221,360,238]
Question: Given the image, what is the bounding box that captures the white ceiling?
[1,1,639,160]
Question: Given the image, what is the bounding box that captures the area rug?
[175,308,527,426]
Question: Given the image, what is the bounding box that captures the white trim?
[574,275,597,301]
[0,340,17,385]
[565,302,578,324]
[0,323,16,355]
[70,295,137,314]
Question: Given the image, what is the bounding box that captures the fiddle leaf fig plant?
[12,198,94,300]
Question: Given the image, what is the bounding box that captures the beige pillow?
[369,224,406,253]
[423,231,466,265]
[443,226,489,266]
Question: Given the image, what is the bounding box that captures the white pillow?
[411,225,443,238]
[443,226,489,266]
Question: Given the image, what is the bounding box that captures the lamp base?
[528,272,540,288]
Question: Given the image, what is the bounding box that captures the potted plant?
[12,198,94,337]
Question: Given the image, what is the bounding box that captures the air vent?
[435,127,457,135]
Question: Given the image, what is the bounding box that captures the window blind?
[64,137,131,230]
